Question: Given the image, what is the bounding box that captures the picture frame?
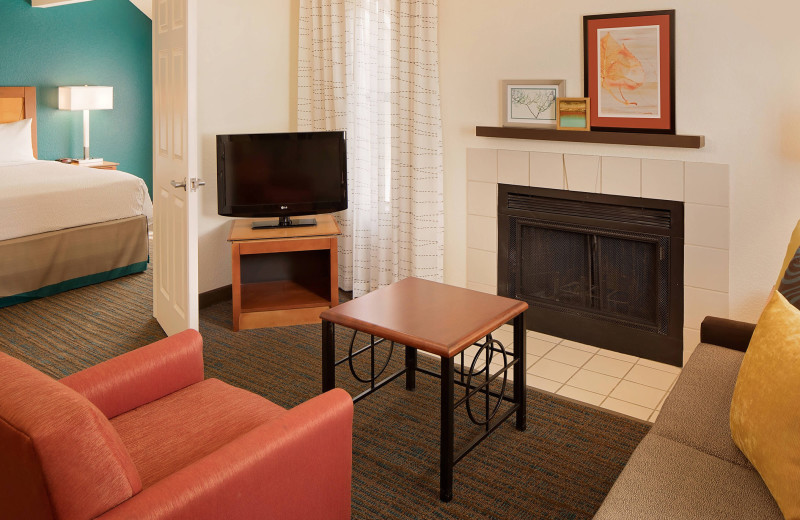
[556,98,591,131]
[583,10,675,133]
[502,80,566,128]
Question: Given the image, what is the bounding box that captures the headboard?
[0,87,37,158]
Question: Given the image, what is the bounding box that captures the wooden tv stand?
[227,215,341,331]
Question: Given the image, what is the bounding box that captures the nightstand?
[67,160,119,170]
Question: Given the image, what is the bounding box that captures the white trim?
[31,0,92,7]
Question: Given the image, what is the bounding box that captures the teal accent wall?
[0,0,152,194]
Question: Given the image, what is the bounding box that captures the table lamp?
[58,85,113,163]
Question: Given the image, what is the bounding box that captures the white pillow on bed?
[0,118,35,164]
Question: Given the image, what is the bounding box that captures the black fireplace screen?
[513,221,668,333]
[498,185,684,366]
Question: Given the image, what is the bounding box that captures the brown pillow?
[776,219,800,290]
[730,291,800,519]
[778,244,800,307]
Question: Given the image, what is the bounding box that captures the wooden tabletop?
[320,277,528,358]
[228,214,341,242]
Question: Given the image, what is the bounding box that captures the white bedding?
[0,160,153,241]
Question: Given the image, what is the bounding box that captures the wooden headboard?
[0,87,37,158]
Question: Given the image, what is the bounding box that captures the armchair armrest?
[700,316,757,352]
[60,329,204,419]
[97,388,354,520]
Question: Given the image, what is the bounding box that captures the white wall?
[196,0,298,292]
[439,0,800,322]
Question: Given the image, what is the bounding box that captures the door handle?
[190,178,206,191]
[170,179,187,190]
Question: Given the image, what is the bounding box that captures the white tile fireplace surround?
[464,148,730,420]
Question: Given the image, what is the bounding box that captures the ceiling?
[31,0,152,19]
[128,0,151,19]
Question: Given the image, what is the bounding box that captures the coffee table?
[320,277,528,501]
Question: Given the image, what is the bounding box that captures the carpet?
[0,261,649,519]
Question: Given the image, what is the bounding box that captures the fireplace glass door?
[498,184,683,365]
[516,222,667,333]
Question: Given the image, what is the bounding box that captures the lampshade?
[58,86,113,111]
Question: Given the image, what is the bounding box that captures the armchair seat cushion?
[111,378,286,488]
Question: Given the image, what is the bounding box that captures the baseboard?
[199,284,232,309]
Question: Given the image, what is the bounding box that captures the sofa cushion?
[593,434,783,520]
[730,290,800,520]
[650,342,750,467]
[0,352,141,520]
[112,378,286,488]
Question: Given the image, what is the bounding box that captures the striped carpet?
[0,262,649,519]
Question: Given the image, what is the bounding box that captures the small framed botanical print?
[502,80,566,128]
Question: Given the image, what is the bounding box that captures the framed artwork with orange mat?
[583,10,675,134]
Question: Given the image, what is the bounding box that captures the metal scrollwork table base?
[320,277,528,502]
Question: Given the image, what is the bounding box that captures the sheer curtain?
[298,0,444,297]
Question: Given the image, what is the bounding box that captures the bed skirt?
[0,216,149,308]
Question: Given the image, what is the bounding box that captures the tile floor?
[460,325,681,423]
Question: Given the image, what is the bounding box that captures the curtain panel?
[298,0,444,297]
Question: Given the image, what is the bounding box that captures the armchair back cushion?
[0,352,141,520]
[61,330,205,419]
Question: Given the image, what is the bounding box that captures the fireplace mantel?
[476,126,705,149]
[465,147,730,366]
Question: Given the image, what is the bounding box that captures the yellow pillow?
[776,219,800,289]
[730,290,800,519]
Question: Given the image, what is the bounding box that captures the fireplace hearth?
[498,185,684,366]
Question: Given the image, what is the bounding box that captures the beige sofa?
[594,317,784,519]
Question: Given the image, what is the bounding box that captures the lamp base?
[76,158,104,166]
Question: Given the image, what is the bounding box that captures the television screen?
[217,131,347,221]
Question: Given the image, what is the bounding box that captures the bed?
[0,86,152,307]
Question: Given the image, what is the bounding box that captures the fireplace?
[498,184,684,366]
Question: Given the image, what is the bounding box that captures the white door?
[152,0,200,335]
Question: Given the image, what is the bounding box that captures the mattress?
[0,160,153,241]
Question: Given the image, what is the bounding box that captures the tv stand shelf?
[240,280,330,312]
[228,216,341,331]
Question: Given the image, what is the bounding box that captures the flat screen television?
[217,131,347,228]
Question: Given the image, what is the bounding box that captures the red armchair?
[0,330,353,520]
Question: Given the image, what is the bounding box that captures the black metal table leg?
[513,313,527,431]
[322,319,336,393]
[405,346,417,391]
[440,356,455,502]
